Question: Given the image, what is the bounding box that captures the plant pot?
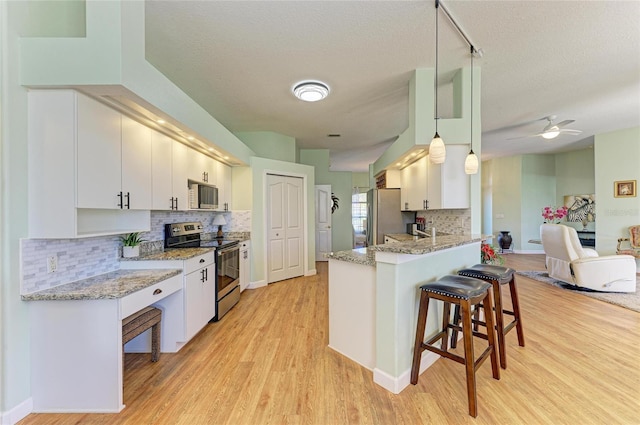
[122,245,140,258]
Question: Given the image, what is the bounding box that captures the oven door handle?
[217,246,239,256]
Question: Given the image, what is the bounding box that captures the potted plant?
[120,232,146,258]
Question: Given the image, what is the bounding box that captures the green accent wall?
[235,131,297,163]
[298,149,353,252]
[595,127,640,255]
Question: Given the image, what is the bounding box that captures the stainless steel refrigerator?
[366,188,409,246]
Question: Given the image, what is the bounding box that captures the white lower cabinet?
[120,251,216,352]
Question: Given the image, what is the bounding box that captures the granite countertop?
[21,269,183,301]
[326,247,376,267]
[368,234,485,255]
[120,247,215,261]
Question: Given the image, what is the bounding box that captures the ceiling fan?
[509,116,582,140]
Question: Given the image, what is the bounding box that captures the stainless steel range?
[165,221,240,321]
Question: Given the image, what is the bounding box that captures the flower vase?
[497,231,512,251]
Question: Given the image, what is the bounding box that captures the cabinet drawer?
[120,274,183,319]
[184,251,215,274]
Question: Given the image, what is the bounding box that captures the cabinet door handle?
[153,288,163,295]
[170,197,174,210]
[426,200,429,209]
[125,192,130,209]
[204,268,208,281]
[175,197,178,210]
[117,191,123,209]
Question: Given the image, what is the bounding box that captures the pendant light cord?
[434,0,439,133]
[470,44,474,154]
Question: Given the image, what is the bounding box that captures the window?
[352,191,367,233]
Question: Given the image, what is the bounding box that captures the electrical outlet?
[47,255,58,273]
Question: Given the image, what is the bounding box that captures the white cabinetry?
[28,90,150,238]
[120,251,216,351]
[184,254,216,341]
[121,116,152,209]
[171,140,191,211]
[76,94,123,209]
[400,156,428,210]
[76,98,152,210]
[151,130,174,210]
[216,162,232,211]
[399,145,469,211]
[239,240,251,291]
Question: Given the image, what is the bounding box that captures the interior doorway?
[266,174,304,283]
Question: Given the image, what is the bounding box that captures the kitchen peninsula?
[327,234,483,394]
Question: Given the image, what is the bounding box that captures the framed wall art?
[614,180,636,198]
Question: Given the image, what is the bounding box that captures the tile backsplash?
[21,210,252,294]
[416,209,471,235]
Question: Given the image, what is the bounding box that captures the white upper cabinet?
[151,130,174,210]
[28,90,150,238]
[76,96,152,210]
[171,141,191,211]
[121,115,152,210]
[76,94,123,209]
[401,156,428,211]
[429,145,470,209]
[399,145,469,210]
[216,162,232,211]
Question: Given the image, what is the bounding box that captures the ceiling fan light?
[542,129,560,139]
[292,81,330,102]
[429,132,446,164]
[464,150,479,174]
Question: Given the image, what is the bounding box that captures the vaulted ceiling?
[145,0,640,172]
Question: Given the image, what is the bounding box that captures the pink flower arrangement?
[542,205,568,224]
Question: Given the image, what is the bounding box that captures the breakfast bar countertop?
[21,269,183,301]
[326,247,376,266]
[368,234,485,255]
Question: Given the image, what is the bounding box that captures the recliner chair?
[540,223,637,293]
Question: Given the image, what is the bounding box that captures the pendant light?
[465,45,479,175]
[429,0,446,165]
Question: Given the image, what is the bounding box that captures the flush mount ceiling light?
[292,81,330,102]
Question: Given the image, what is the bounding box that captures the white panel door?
[121,115,152,210]
[315,185,332,261]
[267,174,304,284]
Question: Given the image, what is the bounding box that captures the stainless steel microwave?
[189,182,218,209]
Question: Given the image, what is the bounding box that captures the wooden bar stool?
[454,264,525,369]
[122,306,162,364]
[411,275,500,418]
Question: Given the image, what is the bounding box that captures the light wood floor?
[19,254,640,424]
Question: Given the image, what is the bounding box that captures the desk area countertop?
[120,247,215,262]
[21,269,183,301]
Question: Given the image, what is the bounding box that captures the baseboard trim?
[373,350,440,394]
[1,398,32,425]
[514,249,545,254]
[305,268,317,277]
[247,279,267,289]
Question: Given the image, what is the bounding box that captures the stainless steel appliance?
[188,181,218,209]
[366,188,413,245]
[164,221,240,321]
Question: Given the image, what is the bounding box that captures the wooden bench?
[122,306,162,363]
